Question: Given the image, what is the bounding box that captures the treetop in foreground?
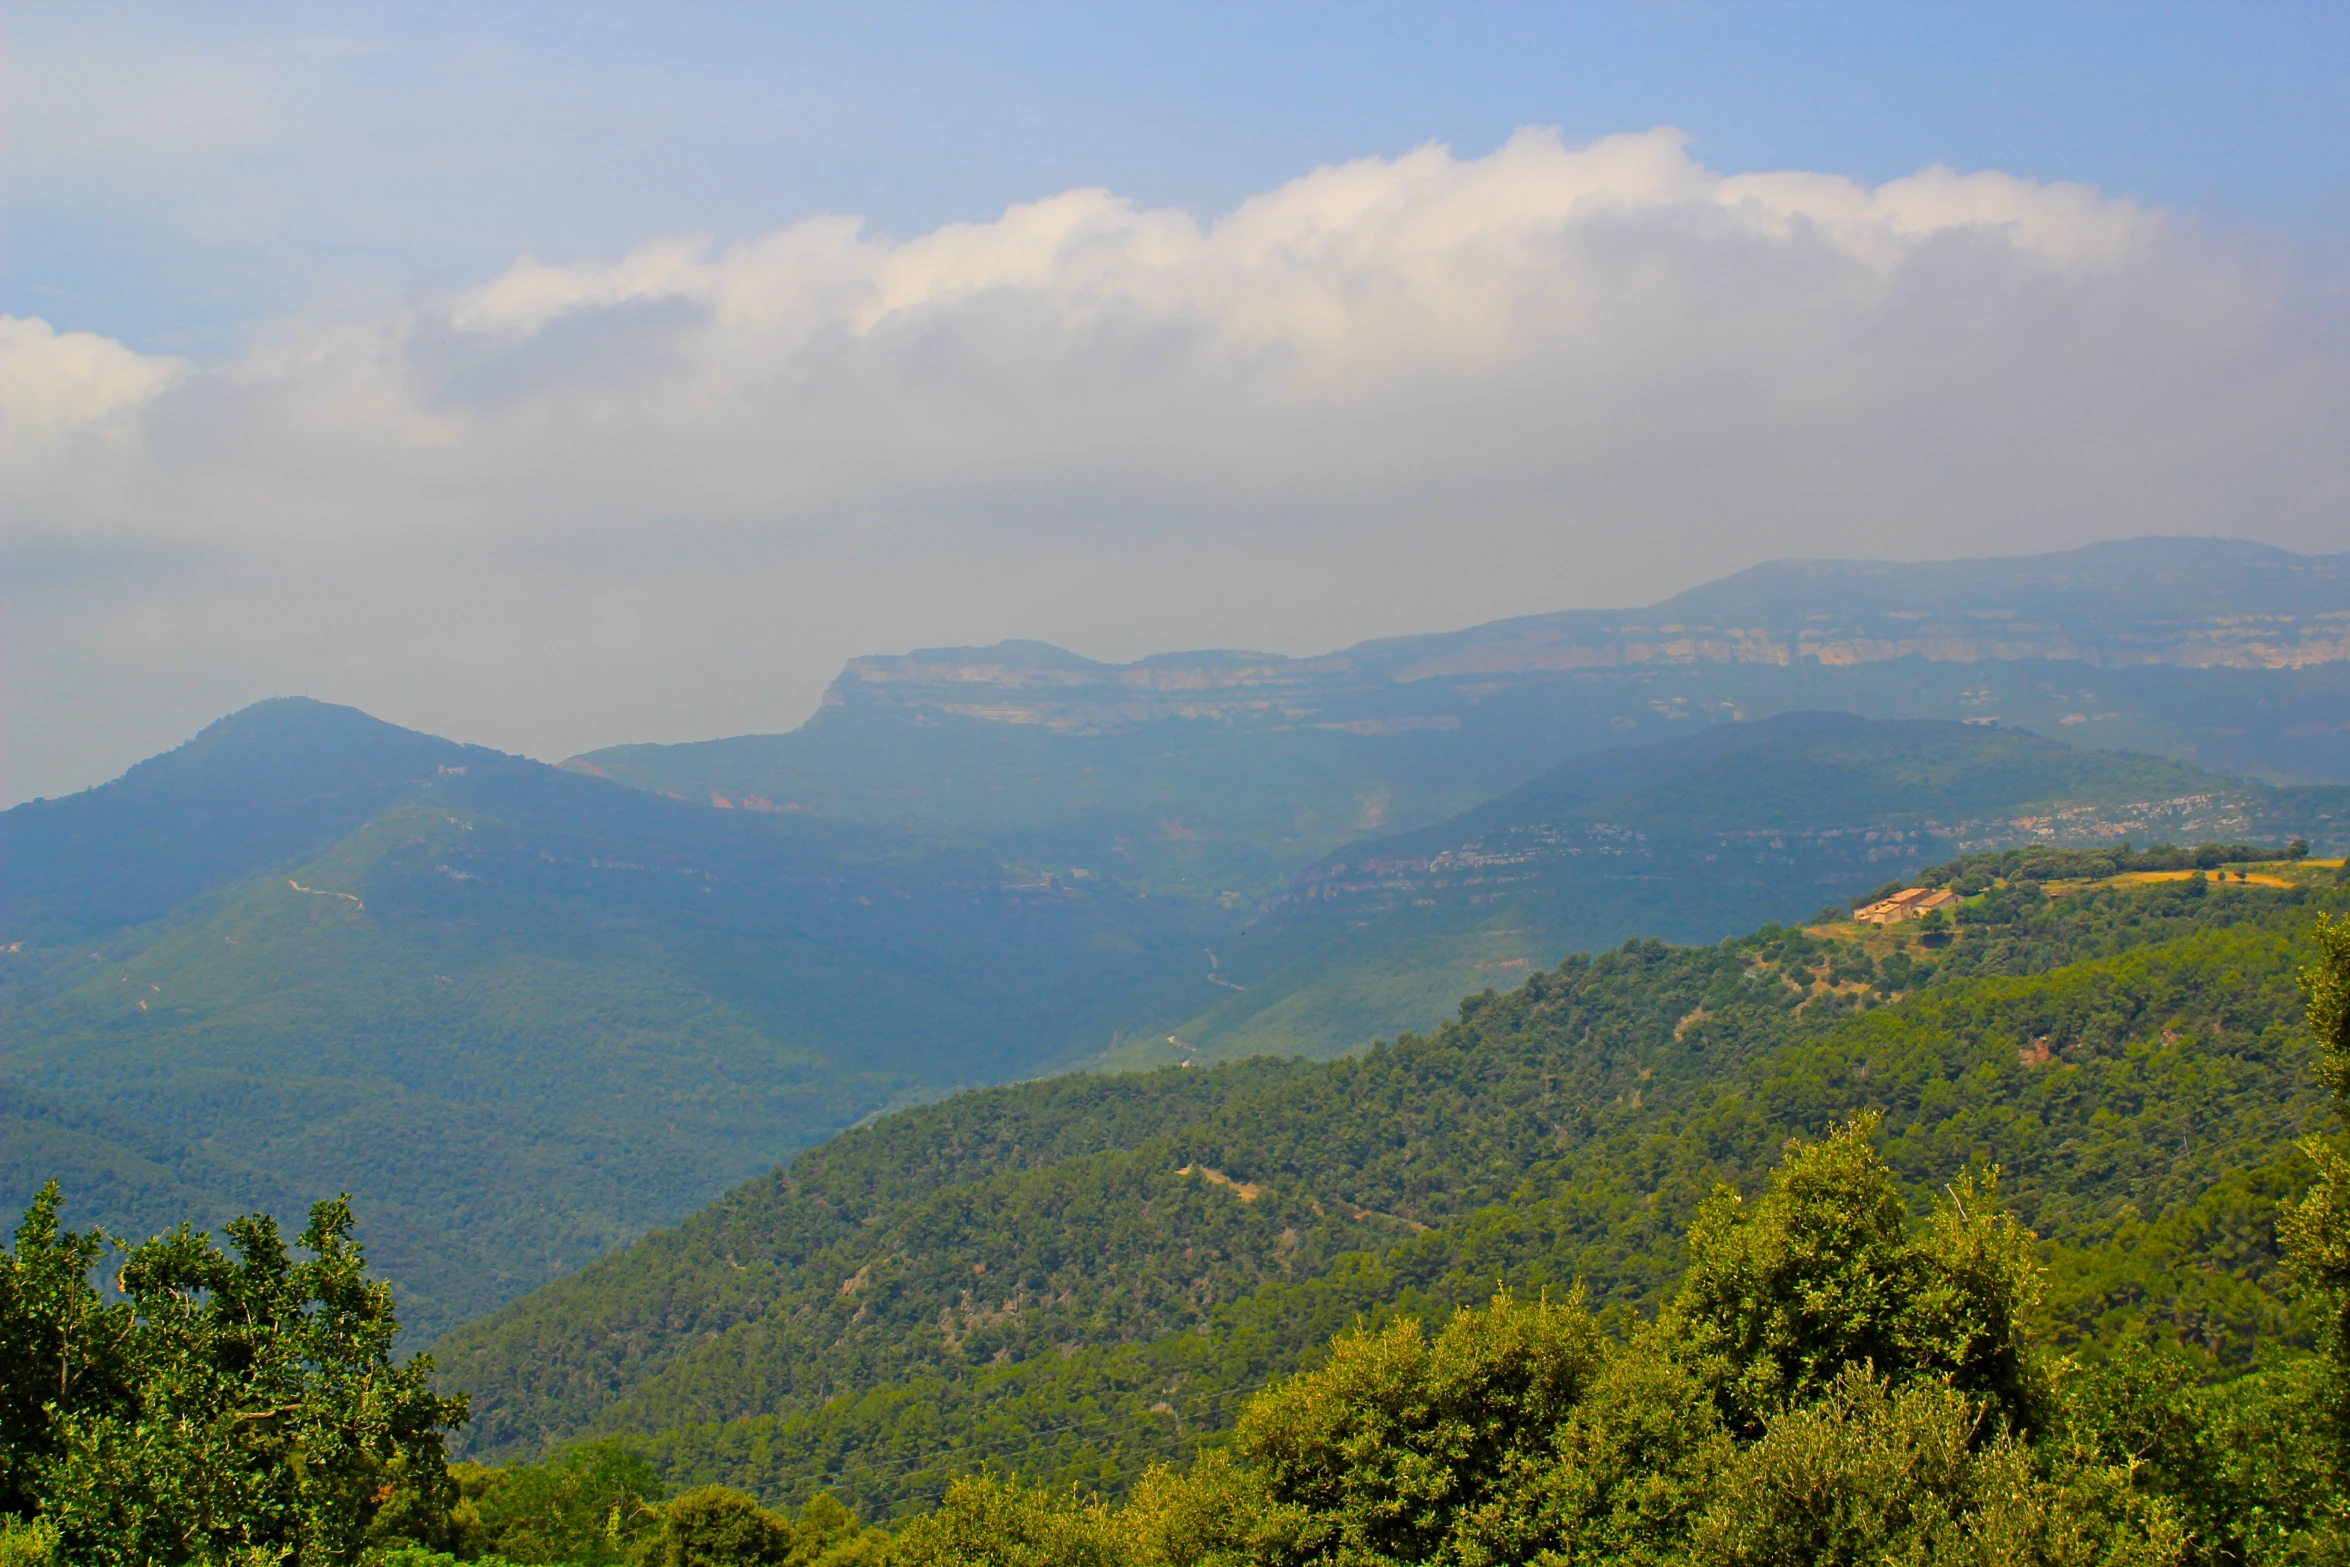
[0,1187,464,1565]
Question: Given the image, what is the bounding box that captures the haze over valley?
[9,11,2350,1563]
[8,537,2349,1344]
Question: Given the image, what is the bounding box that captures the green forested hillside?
[11,698,2345,1353]
[431,1057,1321,1457]
[865,1113,2346,1567]
[0,699,493,944]
[435,865,2346,1521]
[1124,713,2350,1064]
[0,1080,298,1258]
[0,701,1222,1340]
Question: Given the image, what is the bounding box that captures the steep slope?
[573,540,2350,899]
[0,702,1220,1339]
[433,865,2345,1518]
[431,1058,1322,1458]
[0,698,486,944]
[1133,715,2350,1063]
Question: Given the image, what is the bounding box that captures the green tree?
[0,1185,126,1522]
[2279,913,2350,1482]
[468,1441,664,1564]
[875,1113,2238,1565]
[2192,1356,2349,1565]
[1687,1368,2183,1567]
[1118,1451,1295,1567]
[646,1485,883,1567]
[1480,1341,1733,1565]
[0,1516,61,1567]
[662,1486,797,1566]
[1663,1118,2040,1435]
[1,1187,465,1565]
[892,1473,1120,1567]
[1234,1289,1609,1566]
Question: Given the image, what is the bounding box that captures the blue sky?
[11,2,2347,357]
[6,2,2349,801]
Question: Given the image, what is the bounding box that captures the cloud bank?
[6,128,2344,801]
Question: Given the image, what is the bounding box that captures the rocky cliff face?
[822,539,2350,733]
[823,641,1377,730]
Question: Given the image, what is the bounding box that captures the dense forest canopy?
[5,859,2347,1563]
[432,860,2346,1516]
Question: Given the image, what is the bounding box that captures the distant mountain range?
[577,539,2350,903]
[824,536,2350,729]
[8,536,2349,1349]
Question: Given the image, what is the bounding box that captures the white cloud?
[4,128,2343,802]
[432,128,2160,392]
[1,315,185,446]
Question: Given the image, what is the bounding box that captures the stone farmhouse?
[1855,886,1961,925]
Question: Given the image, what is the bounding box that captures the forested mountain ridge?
[435,862,2347,1520]
[1,698,494,944]
[11,692,2346,1355]
[0,700,1222,1340]
[1120,712,2350,1064]
[576,540,2350,900]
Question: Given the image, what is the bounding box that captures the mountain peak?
[0,699,488,943]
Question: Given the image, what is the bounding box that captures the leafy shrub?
[1665,1119,2039,1433]
[465,1442,664,1564]
[1236,1289,1608,1563]
[0,1188,463,1566]
[892,1474,1118,1567]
